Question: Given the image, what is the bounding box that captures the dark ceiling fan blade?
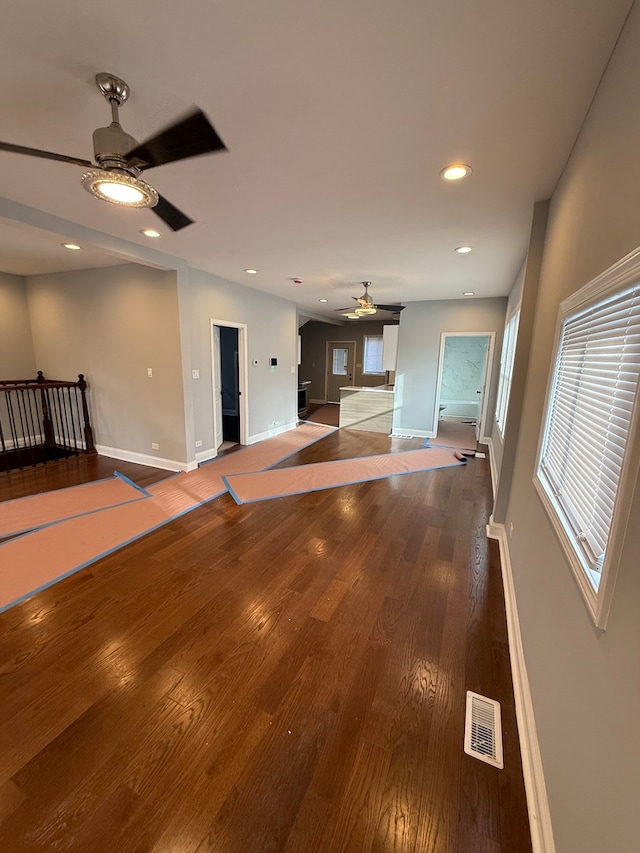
[0,141,93,168]
[375,303,405,312]
[152,194,194,231]
[125,108,226,171]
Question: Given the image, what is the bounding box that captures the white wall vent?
[464,690,504,769]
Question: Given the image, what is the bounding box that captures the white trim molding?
[485,436,498,497]
[486,518,556,853]
[95,444,190,472]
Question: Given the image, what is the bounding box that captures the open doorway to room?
[434,332,495,442]
[211,319,249,453]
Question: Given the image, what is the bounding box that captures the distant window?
[363,335,385,375]
[535,255,640,628]
[495,309,520,436]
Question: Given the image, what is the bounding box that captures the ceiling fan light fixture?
[345,312,361,319]
[355,306,377,315]
[81,169,158,208]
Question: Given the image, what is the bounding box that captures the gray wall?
[394,298,507,436]
[0,272,35,377]
[187,267,299,452]
[502,6,640,851]
[25,264,187,465]
[299,319,397,401]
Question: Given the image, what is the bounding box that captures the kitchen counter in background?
[339,385,395,433]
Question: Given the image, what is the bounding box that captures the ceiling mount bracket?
[95,73,130,107]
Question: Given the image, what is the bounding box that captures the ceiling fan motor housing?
[92,124,140,175]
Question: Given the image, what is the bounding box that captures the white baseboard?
[195,448,217,465]
[309,398,326,406]
[392,427,433,439]
[248,421,298,445]
[95,444,187,472]
[486,518,556,853]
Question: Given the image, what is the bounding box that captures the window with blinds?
[536,275,640,611]
[496,309,520,436]
[363,335,385,374]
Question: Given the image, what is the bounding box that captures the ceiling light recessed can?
[141,228,161,238]
[440,163,472,181]
[463,291,475,296]
[244,268,258,274]
[62,243,82,251]
[319,298,328,303]
[455,246,473,254]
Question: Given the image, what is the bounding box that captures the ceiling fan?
[336,281,405,318]
[0,73,227,231]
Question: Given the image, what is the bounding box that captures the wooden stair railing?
[0,372,95,472]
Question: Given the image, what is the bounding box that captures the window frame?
[495,308,520,437]
[533,248,640,629]
[363,335,385,376]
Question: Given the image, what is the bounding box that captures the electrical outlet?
[151,442,159,450]
[147,367,153,378]
[195,440,203,447]
[192,369,200,380]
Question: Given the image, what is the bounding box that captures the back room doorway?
[211,320,249,452]
[434,332,495,442]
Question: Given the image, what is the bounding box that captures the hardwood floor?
[0,432,532,852]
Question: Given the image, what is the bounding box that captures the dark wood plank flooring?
[0,431,532,852]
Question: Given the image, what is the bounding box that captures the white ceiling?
[0,0,633,319]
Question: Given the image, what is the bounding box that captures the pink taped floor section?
[0,475,145,539]
[224,446,463,504]
[0,422,336,612]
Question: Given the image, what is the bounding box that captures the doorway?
[434,332,495,441]
[325,341,356,403]
[211,319,248,452]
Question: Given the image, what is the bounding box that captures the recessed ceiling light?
[345,313,361,319]
[141,228,161,238]
[319,298,328,303]
[440,163,472,181]
[244,268,258,274]
[62,243,82,251]
[463,291,475,297]
[455,246,473,254]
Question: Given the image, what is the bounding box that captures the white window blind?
[538,283,640,584]
[495,309,520,436]
[363,335,384,374]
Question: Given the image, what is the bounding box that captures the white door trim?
[433,331,495,440]
[210,318,249,453]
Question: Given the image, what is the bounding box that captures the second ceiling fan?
[336,282,405,317]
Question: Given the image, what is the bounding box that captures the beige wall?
[0,272,35,377]
[300,319,398,401]
[25,264,187,465]
[502,6,640,851]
